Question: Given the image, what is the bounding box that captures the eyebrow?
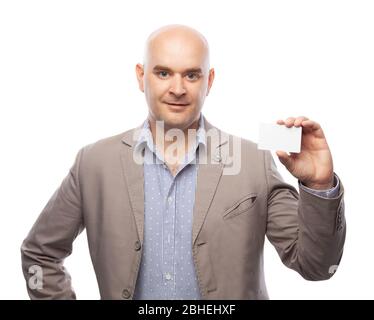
[152,65,203,74]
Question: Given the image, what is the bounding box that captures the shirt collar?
[134,113,206,158]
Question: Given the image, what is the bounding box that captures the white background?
[1,0,373,299]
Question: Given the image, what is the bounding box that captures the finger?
[276,150,293,170]
[276,150,289,158]
[285,117,296,127]
[276,119,285,125]
[301,119,320,130]
[294,116,309,127]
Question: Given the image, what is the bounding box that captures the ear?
[135,63,145,92]
[206,68,215,96]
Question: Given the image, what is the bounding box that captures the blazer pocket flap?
[223,193,257,220]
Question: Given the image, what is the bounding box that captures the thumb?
[276,151,294,170]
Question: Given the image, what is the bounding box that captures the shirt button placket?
[163,183,175,293]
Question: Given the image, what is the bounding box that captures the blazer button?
[122,288,131,299]
[134,240,142,251]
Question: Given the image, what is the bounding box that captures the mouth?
[164,102,190,107]
[164,102,190,111]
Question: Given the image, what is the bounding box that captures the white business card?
[258,123,302,153]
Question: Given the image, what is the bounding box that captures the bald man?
[21,25,345,300]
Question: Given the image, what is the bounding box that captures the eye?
[157,71,169,79]
[186,73,200,81]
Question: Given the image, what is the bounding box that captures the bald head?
[143,24,210,72]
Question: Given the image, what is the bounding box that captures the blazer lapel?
[121,127,145,243]
[192,119,228,246]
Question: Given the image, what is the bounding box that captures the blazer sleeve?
[264,150,346,280]
[21,147,85,299]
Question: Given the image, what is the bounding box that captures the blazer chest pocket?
[223,193,257,220]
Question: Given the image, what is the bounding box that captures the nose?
[169,74,186,97]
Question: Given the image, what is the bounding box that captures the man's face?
[136,29,214,130]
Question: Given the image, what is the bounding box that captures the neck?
[148,117,200,165]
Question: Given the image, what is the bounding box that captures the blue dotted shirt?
[133,114,206,300]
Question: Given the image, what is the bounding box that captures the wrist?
[302,175,335,190]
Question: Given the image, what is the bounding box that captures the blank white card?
[258,123,301,153]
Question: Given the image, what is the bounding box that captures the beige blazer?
[21,118,346,299]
